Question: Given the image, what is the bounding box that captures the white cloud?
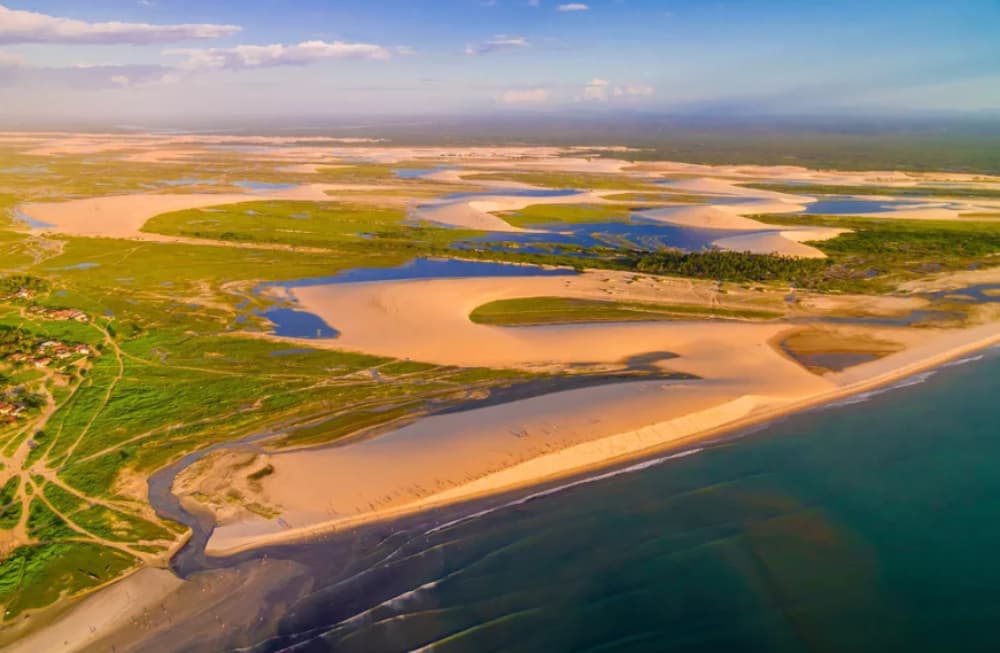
[164,40,392,71]
[557,3,589,11]
[613,84,654,97]
[501,88,551,104]
[583,77,609,100]
[0,4,240,45]
[465,35,529,56]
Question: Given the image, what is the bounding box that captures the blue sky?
[0,0,998,119]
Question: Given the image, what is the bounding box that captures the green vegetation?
[247,464,275,482]
[0,477,21,528]
[581,125,1000,174]
[743,182,1000,200]
[754,214,1000,289]
[497,203,638,228]
[142,200,481,250]
[470,296,781,326]
[631,250,830,286]
[0,542,135,618]
[0,275,49,298]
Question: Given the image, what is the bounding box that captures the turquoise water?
[231,348,1000,652]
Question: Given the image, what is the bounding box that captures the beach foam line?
[426,447,704,536]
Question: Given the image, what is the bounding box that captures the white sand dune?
[16,183,396,240]
[712,228,849,259]
[635,185,842,257]
[412,190,612,232]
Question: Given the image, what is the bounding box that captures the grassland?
[496,203,638,228]
[142,200,482,249]
[470,296,781,326]
[742,182,1000,200]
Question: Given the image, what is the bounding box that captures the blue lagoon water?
[804,197,923,214]
[13,208,54,228]
[462,215,751,253]
[234,180,298,192]
[394,166,456,179]
[266,257,576,290]
[442,188,582,201]
[261,308,338,339]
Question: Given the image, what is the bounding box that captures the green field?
[497,203,638,228]
[742,182,1000,200]
[470,296,782,326]
[142,200,481,249]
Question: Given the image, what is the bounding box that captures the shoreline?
[200,318,1000,557]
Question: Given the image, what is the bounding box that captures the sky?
[0,0,998,121]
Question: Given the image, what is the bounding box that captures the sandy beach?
[0,568,182,653]
[179,270,1000,555]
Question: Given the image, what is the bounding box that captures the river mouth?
[147,369,697,579]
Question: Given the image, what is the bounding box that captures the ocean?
[206,347,1000,653]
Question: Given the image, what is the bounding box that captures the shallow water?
[13,208,54,228]
[441,188,582,201]
[234,180,298,191]
[146,346,1000,653]
[161,177,210,187]
[461,214,752,253]
[265,257,577,290]
[803,197,936,214]
[394,166,454,179]
[261,308,338,339]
